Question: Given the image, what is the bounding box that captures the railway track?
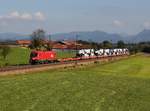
[0,55,129,76]
[0,62,73,72]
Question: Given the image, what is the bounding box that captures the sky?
[0,0,150,35]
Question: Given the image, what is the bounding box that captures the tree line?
[78,40,150,54]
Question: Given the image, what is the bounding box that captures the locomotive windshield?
[30,52,37,57]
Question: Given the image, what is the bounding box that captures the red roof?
[16,40,31,45]
[53,43,68,49]
[16,40,88,49]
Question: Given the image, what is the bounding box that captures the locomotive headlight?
[51,54,54,57]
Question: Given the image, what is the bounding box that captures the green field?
[0,47,75,66]
[0,47,31,66]
[0,55,150,111]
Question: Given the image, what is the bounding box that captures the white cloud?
[0,11,46,21]
[21,13,33,20]
[113,20,125,27]
[143,22,150,29]
[9,11,20,18]
[34,12,46,21]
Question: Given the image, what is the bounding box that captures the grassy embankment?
[0,47,75,66]
[0,54,150,111]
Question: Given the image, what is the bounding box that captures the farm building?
[16,40,31,47]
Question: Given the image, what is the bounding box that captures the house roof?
[16,40,31,45]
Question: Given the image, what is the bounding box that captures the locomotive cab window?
[30,52,37,57]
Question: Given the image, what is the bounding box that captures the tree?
[30,29,46,50]
[102,41,112,49]
[98,43,103,49]
[45,42,53,51]
[142,46,150,53]
[127,43,140,54]
[91,42,99,50]
[117,40,125,48]
[0,45,11,60]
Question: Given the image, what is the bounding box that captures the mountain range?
[0,29,150,43]
[0,32,29,41]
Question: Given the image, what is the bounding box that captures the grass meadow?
[0,47,31,66]
[0,54,150,111]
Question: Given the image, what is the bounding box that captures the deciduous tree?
[30,29,46,50]
[0,45,11,60]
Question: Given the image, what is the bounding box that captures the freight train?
[29,48,129,64]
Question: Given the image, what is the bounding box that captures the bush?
[142,46,150,53]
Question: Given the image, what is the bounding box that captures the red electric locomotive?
[29,50,57,64]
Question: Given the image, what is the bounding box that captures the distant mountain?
[52,30,150,43]
[0,30,150,43]
[51,31,123,43]
[0,32,29,41]
[131,29,150,43]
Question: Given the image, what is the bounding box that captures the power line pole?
[49,34,51,42]
[75,34,79,64]
[49,34,52,51]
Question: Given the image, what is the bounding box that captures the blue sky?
[0,0,150,34]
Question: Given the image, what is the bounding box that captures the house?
[16,40,31,47]
[58,40,83,49]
